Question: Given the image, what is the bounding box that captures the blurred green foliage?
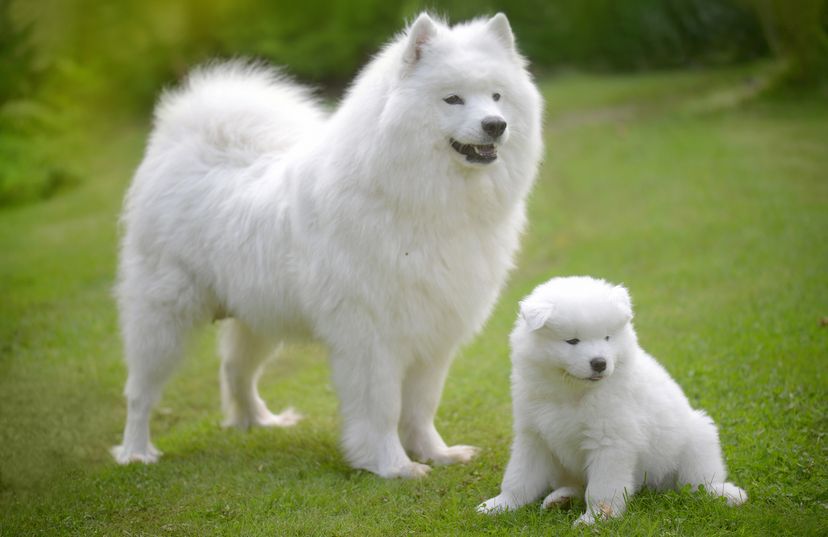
[0,0,79,206]
[9,0,774,110]
[1,0,824,206]
[748,0,828,82]
[501,0,768,71]
[0,0,36,102]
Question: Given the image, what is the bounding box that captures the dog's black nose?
[590,357,607,373]
[481,116,507,138]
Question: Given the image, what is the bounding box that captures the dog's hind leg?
[111,297,191,464]
[219,319,301,429]
[399,355,478,465]
[677,411,748,506]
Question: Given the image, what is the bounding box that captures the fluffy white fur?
[112,13,543,479]
[478,276,746,523]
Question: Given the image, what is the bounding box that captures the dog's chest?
[396,226,504,314]
[301,183,521,351]
[382,218,511,349]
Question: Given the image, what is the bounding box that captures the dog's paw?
[477,494,517,515]
[254,407,303,428]
[541,486,580,510]
[378,461,431,479]
[111,443,162,465]
[428,444,479,466]
[223,406,302,430]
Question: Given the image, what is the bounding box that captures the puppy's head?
[513,276,635,384]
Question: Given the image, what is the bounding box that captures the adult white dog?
[112,12,543,478]
[479,276,747,523]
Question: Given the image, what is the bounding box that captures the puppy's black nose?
[481,116,507,138]
[590,357,607,373]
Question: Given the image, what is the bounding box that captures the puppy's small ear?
[519,299,553,331]
[403,13,437,66]
[611,285,634,322]
[486,13,515,52]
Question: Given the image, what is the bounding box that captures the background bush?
[10,0,774,108]
[2,0,825,206]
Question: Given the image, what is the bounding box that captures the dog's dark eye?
[605,335,610,341]
[566,338,580,345]
[492,93,501,102]
[443,95,464,105]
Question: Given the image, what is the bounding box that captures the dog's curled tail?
[150,60,326,167]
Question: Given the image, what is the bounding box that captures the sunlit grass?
[1,66,826,535]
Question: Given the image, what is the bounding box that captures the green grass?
[1,65,827,536]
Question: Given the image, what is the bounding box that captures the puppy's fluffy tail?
[149,60,325,167]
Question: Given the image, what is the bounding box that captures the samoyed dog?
[478,276,746,523]
[112,13,543,478]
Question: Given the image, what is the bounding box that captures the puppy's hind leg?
[219,319,301,429]
[112,299,189,464]
[677,411,748,506]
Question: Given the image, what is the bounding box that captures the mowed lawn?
[1,65,826,536]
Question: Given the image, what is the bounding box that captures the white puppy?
[112,13,543,479]
[479,276,746,524]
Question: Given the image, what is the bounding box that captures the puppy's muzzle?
[590,357,607,373]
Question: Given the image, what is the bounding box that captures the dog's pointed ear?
[519,299,553,332]
[611,285,634,322]
[403,13,437,66]
[486,13,515,51]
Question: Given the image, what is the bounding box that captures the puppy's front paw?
[477,494,517,514]
[573,501,614,526]
[573,511,596,526]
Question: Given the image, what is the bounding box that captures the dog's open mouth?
[563,371,604,383]
[450,139,497,164]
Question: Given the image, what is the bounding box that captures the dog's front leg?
[575,449,636,525]
[399,355,478,466]
[329,337,429,479]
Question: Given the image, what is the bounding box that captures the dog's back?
[149,62,324,168]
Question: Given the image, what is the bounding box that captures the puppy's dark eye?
[492,93,501,102]
[605,336,610,341]
[443,95,464,105]
[566,338,580,345]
